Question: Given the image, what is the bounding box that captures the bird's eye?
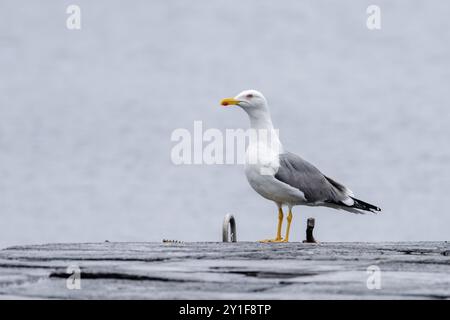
[246,94,254,99]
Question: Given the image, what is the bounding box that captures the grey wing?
[274,152,381,213]
[274,152,349,204]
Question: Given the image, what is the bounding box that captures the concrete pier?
[0,242,448,299]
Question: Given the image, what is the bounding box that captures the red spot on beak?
[222,101,229,106]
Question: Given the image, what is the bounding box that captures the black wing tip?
[370,206,382,213]
[350,197,381,213]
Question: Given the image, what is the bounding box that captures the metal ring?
[222,214,237,242]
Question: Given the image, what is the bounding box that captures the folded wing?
[274,152,380,213]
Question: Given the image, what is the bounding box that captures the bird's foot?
[258,238,286,243]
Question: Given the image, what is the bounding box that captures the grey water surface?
[0,1,449,248]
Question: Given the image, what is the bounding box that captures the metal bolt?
[303,218,317,243]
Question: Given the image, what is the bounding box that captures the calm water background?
[1,1,449,248]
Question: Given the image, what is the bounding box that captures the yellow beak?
[220,98,240,106]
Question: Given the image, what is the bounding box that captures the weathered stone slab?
[0,242,448,299]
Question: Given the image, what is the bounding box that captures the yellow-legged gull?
[221,90,381,243]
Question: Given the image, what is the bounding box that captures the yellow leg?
[275,207,283,240]
[282,209,293,242]
[259,207,284,243]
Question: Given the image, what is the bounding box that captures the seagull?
[220,90,381,243]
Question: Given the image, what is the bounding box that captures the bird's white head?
[220,89,268,114]
[220,89,282,151]
[220,89,276,131]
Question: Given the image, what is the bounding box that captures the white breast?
[245,142,280,176]
[244,143,306,205]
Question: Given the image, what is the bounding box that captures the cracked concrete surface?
[0,242,448,299]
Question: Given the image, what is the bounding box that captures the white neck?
[248,108,274,130]
[246,108,284,154]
